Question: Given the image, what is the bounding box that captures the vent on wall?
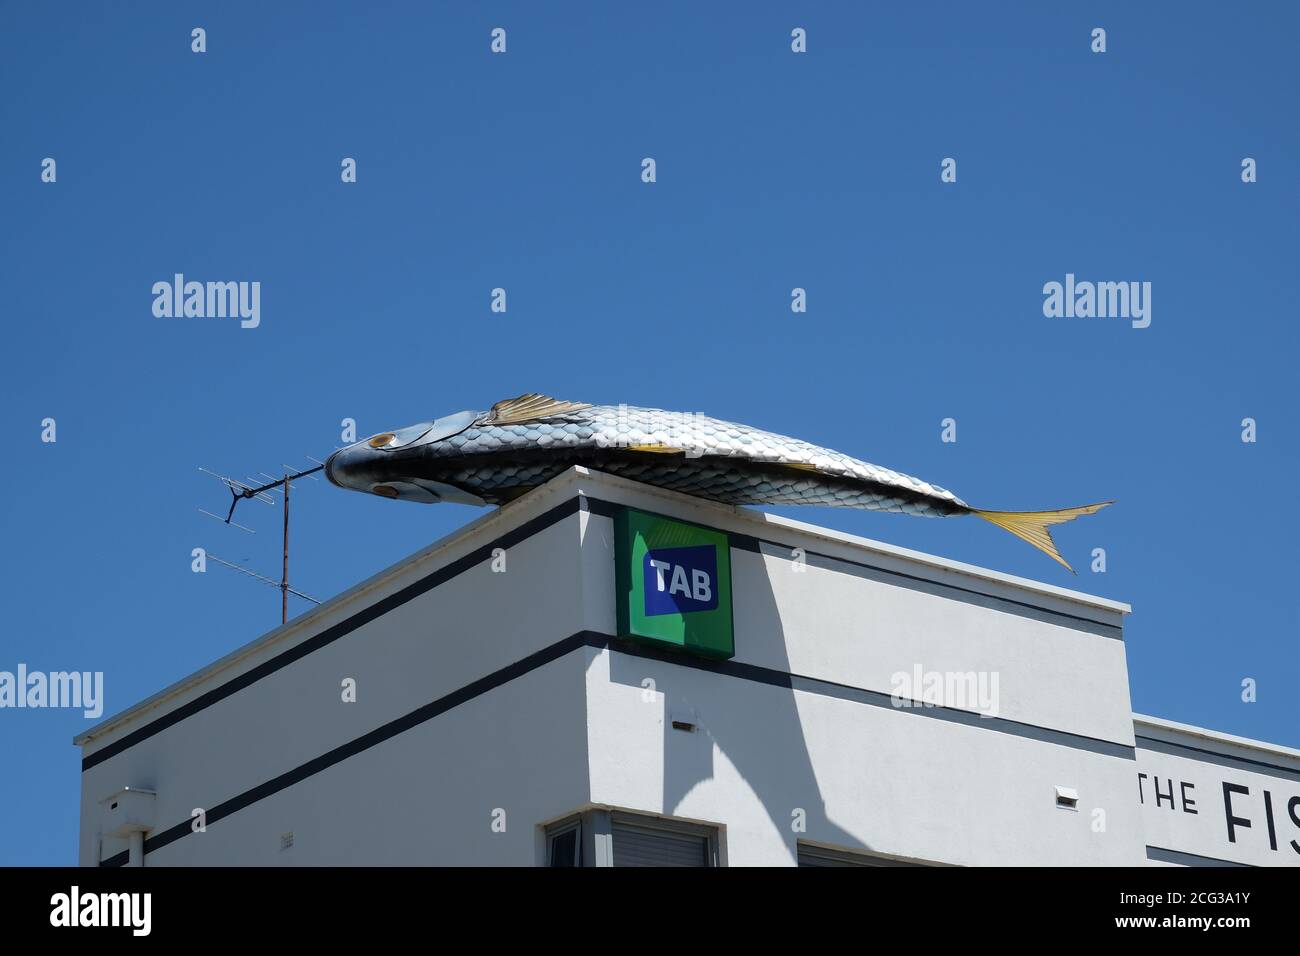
[670,706,698,734]
[1055,786,1079,811]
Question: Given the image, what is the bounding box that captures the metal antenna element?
[198,509,255,534]
[199,458,326,624]
[199,463,322,526]
[207,554,321,604]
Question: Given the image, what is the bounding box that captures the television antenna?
[198,457,327,624]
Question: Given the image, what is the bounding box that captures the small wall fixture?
[1055,786,1080,810]
[670,705,698,733]
[99,787,157,867]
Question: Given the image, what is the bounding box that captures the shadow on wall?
[603,545,874,862]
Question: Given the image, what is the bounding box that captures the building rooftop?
[81,466,1297,764]
[1134,713,1300,765]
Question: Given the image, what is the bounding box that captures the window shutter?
[612,821,709,867]
[797,844,922,867]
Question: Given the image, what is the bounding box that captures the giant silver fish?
[325,393,1110,571]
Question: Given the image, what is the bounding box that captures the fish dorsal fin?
[483,393,593,425]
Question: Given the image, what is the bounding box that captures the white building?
[75,467,1300,866]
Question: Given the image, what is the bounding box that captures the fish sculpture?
[325,393,1110,571]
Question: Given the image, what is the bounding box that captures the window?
[546,817,582,867]
[797,843,926,867]
[543,811,720,866]
[611,813,717,867]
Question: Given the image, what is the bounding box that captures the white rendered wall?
[80,469,1293,868]
[574,472,1144,866]
[1135,716,1300,867]
[78,483,594,865]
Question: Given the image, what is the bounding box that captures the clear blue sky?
[1,2,1296,864]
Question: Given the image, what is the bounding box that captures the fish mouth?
[324,449,343,486]
[326,411,481,495]
[324,443,486,506]
[325,444,416,500]
[323,447,348,488]
[324,444,388,492]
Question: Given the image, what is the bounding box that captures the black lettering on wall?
[1154,775,1175,810]
[1180,781,1197,815]
[1263,790,1278,851]
[1289,796,1300,856]
[1223,782,1251,844]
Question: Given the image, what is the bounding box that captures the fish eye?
[367,421,435,451]
[372,485,399,498]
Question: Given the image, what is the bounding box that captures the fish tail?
[971,501,1113,573]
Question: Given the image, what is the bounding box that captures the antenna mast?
[281,471,291,624]
[199,460,324,624]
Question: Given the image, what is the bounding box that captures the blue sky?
[1,2,1296,864]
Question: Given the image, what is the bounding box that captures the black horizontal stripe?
[83,495,588,771]
[84,489,1120,774]
[602,634,1135,759]
[135,632,593,862]
[729,532,1122,638]
[101,630,1133,865]
[1145,845,1252,867]
[1136,733,1300,782]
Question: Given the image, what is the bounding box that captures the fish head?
[324,410,485,505]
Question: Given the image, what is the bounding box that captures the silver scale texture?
[415,405,968,516]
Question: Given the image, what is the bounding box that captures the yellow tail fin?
[972,501,1113,573]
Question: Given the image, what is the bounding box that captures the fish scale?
[443,457,934,513]
[325,394,1112,572]
[425,405,964,515]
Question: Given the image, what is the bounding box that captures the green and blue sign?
[614,508,734,659]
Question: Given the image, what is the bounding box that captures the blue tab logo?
[643,545,718,616]
[616,508,734,659]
